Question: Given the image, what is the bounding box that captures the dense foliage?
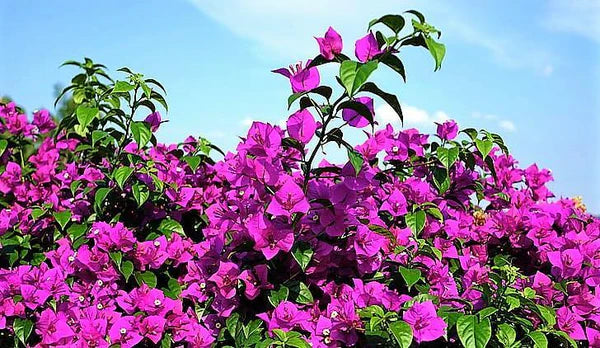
[0,10,598,348]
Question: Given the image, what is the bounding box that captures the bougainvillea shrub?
[0,10,598,348]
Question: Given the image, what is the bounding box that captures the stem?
[117,87,138,155]
[302,99,337,191]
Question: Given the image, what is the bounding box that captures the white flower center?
[154,299,162,306]
[120,328,127,334]
[68,256,75,262]
[330,311,338,318]
[96,280,103,286]
[322,328,330,336]
[96,304,103,309]
[153,240,161,247]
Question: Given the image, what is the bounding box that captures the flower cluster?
[0,11,597,348]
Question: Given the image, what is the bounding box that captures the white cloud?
[472,112,517,132]
[542,0,600,44]
[499,120,516,132]
[376,103,452,131]
[240,117,256,127]
[189,0,556,74]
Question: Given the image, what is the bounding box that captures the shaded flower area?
[0,10,597,348]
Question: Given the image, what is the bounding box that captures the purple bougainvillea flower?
[342,97,374,128]
[548,249,583,279]
[273,60,320,93]
[353,225,386,257]
[355,32,383,63]
[248,214,294,260]
[556,307,586,340]
[208,261,240,299]
[436,120,458,140]
[36,308,76,345]
[238,121,283,159]
[266,177,310,217]
[287,109,319,144]
[144,111,162,132]
[257,301,311,332]
[32,109,56,134]
[380,189,408,216]
[109,316,142,348]
[315,27,343,60]
[403,301,447,343]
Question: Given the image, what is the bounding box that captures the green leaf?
[167,278,182,298]
[113,166,134,189]
[380,54,407,84]
[497,323,516,347]
[94,187,112,211]
[291,242,313,272]
[140,81,152,99]
[53,210,71,230]
[425,36,446,71]
[535,305,556,327]
[475,138,494,160]
[347,148,364,176]
[432,167,450,194]
[338,99,374,125]
[113,80,135,93]
[183,155,201,172]
[91,130,109,147]
[135,271,157,288]
[131,121,152,149]
[13,318,33,346]
[477,307,497,319]
[388,320,413,348]
[339,60,378,97]
[506,296,520,312]
[527,331,548,348]
[399,266,422,290]
[405,10,425,23]
[426,207,444,221]
[67,223,87,241]
[76,105,99,129]
[286,337,311,348]
[268,286,289,307]
[160,333,173,348]
[121,261,134,281]
[132,183,150,207]
[360,82,403,123]
[110,251,123,268]
[226,313,240,337]
[296,282,314,304]
[368,14,406,33]
[158,218,185,237]
[405,210,426,235]
[456,315,492,348]
[0,139,8,157]
[437,146,459,169]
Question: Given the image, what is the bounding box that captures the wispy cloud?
[376,103,450,132]
[542,0,600,44]
[499,120,516,132]
[189,0,556,74]
[472,112,517,132]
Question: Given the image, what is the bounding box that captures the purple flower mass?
[0,11,597,348]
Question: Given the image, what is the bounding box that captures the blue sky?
[1,0,599,212]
